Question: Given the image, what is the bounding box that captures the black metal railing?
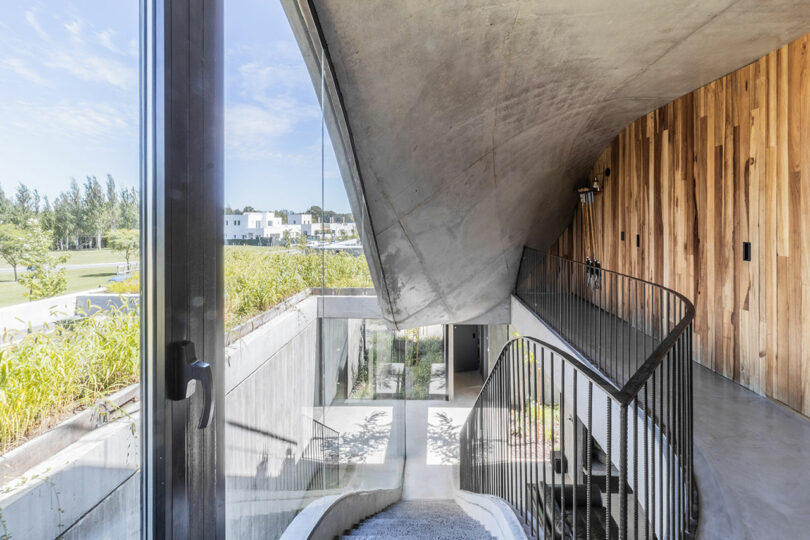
[460,249,696,539]
[307,418,340,490]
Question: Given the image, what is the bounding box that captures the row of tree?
[0,176,139,300]
[0,175,138,251]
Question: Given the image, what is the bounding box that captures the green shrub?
[106,272,140,294]
[0,306,140,452]
[224,247,372,328]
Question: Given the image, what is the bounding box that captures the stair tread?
[341,501,493,540]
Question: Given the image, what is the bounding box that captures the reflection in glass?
[0,2,141,537]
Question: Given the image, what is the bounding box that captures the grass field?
[0,248,124,270]
[0,267,116,307]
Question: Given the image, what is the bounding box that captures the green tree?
[0,185,11,223]
[83,176,105,249]
[66,179,83,249]
[119,187,139,229]
[0,223,27,280]
[52,194,74,250]
[242,205,256,213]
[18,226,68,300]
[40,196,54,233]
[10,183,37,226]
[108,228,139,265]
[105,175,119,234]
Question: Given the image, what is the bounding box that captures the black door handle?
[167,340,214,429]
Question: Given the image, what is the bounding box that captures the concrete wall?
[225,296,321,538]
[0,415,140,539]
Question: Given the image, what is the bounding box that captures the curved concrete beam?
[290,0,810,327]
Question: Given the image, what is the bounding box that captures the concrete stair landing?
[339,500,494,540]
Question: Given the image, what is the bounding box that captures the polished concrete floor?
[401,371,482,500]
[693,363,810,539]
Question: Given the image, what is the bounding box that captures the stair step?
[339,501,493,540]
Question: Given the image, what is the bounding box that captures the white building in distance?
[288,213,312,225]
[224,211,356,243]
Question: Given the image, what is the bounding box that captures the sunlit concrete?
[401,371,483,499]
[293,0,810,328]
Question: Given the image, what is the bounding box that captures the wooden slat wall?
[552,33,810,416]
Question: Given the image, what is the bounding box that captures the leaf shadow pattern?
[339,410,392,464]
[427,411,462,465]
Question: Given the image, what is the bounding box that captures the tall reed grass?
[1,247,372,451]
[0,306,139,452]
[224,247,372,328]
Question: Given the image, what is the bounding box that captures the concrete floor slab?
[693,364,810,539]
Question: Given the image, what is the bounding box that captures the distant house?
[224,211,301,243]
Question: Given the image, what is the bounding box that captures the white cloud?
[98,30,119,53]
[238,60,313,106]
[226,103,297,158]
[64,19,85,42]
[0,101,130,138]
[46,49,136,89]
[25,10,49,41]
[0,58,47,85]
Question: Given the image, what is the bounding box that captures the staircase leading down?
[338,500,494,539]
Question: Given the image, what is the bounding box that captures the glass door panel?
[0,2,143,537]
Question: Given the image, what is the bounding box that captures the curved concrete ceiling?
[306,0,810,328]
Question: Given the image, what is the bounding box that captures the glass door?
[0,1,146,538]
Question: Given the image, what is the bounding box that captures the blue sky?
[0,0,350,213]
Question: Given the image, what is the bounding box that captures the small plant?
[107,229,139,266]
[106,272,140,294]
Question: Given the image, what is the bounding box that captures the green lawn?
[0,248,124,270]
[0,267,117,307]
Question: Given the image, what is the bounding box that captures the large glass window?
[0,2,142,537]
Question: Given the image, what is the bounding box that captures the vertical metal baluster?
[541,347,549,539]
[587,381,593,539]
[550,351,557,538]
[520,339,527,523]
[510,344,515,508]
[659,362,663,540]
[619,404,627,540]
[560,359,566,536]
[689,324,695,531]
[651,372,656,539]
[532,342,538,537]
[606,397,612,540]
[634,395,639,539]
[644,382,649,540]
[573,370,578,540]
[667,294,673,540]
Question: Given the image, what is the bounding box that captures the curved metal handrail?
[461,248,698,539]
[523,250,695,402]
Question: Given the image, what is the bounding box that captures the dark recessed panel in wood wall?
[552,33,810,416]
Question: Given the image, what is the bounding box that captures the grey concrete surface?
[693,364,810,539]
[455,490,529,540]
[281,487,401,540]
[401,371,482,500]
[342,500,494,539]
[293,1,810,328]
